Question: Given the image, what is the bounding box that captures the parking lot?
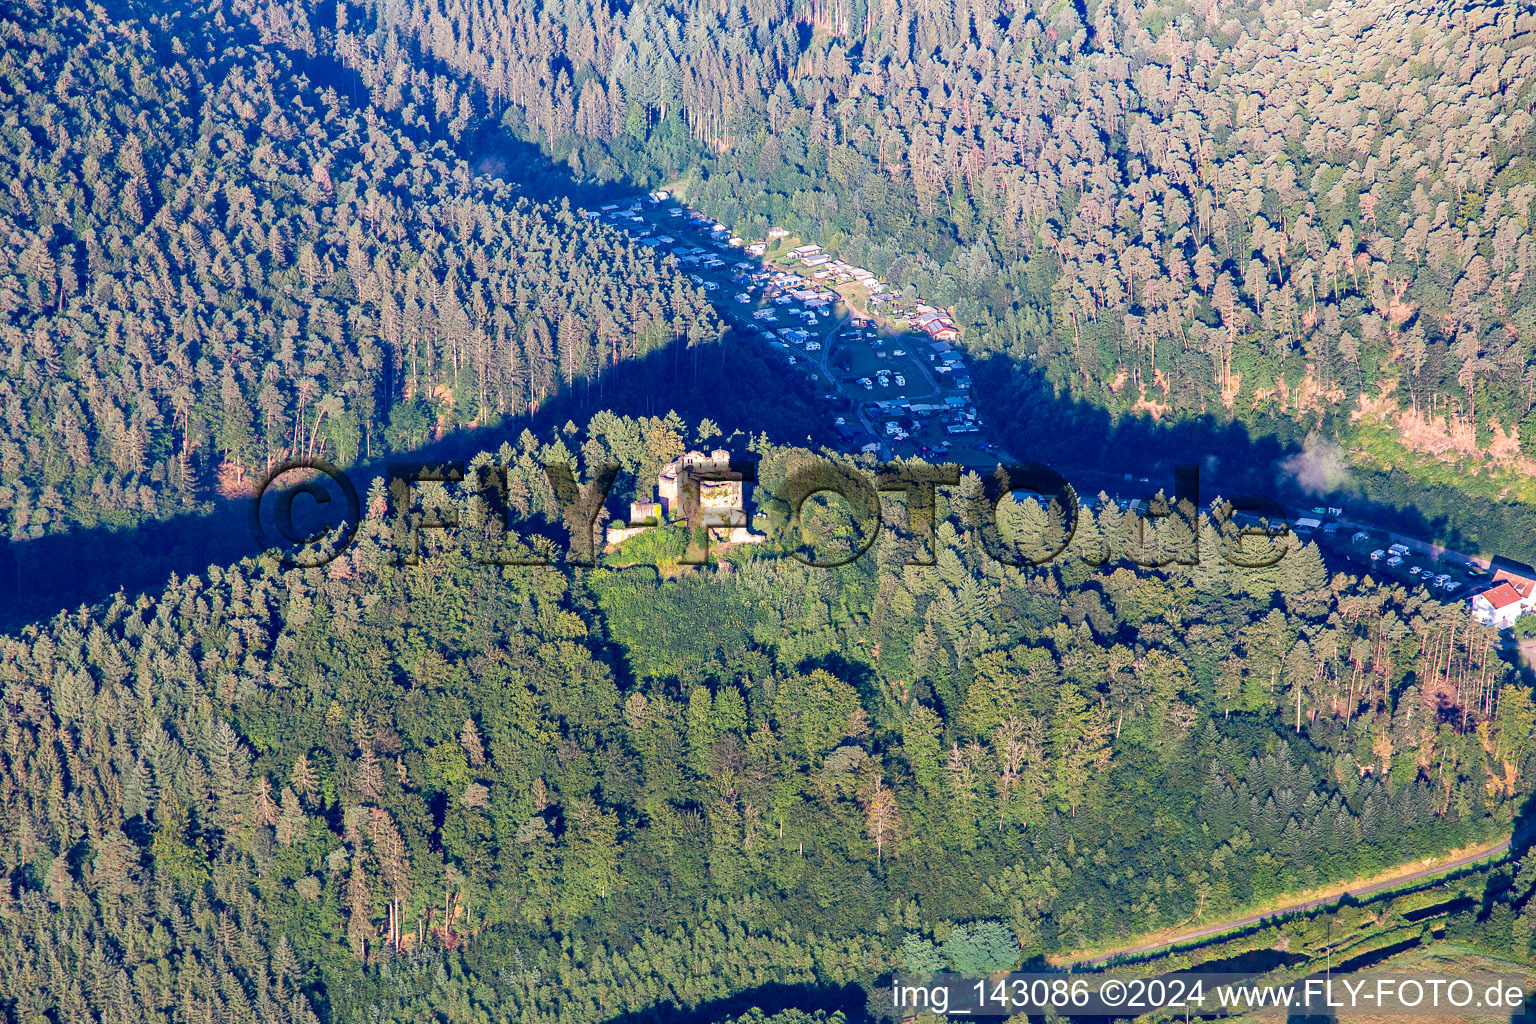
[1311,523,1489,601]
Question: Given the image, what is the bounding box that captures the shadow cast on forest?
[8,0,1536,637]
[0,325,829,630]
[4,202,1527,636]
[7,8,1535,1021]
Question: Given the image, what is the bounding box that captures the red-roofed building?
[1470,581,1532,629]
[1491,568,1535,602]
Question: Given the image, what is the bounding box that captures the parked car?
[894,374,906,386]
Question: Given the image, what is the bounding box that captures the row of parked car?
[856,370,906,390]
[1370,542,1465,591]
[1412,568,1462,592]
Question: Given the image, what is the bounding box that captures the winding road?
[1055,836,1514,967]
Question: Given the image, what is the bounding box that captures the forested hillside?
[293,0,1536,483]
[0,0,730,546]
[4,0,1536,1020]
[2,417,1532,1022]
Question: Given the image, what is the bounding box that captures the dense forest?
[282,0,1536,487]
[0,0,832,551]
[8,0,1536,556]
[2,415,1533,1022]
[4,0,1536,1020]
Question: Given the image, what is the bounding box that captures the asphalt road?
[1060,836,1513,967]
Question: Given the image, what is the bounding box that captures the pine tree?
[356,744,384,802]
[686,685,717,776]
[290,755,318,803]
[345,852,373,960]
[901,703,943,791]
[151,790,208,888]
[460,718,487,768]
[1052,685,1111,816]
[862,775,899,866]
[1282,541,1329,594]
[90,829,140,899]
[275,788,306,847]
[252,777,280,828]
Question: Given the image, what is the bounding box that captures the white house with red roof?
[1469,564,1536,629]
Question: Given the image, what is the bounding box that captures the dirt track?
[1056,837,1513,967]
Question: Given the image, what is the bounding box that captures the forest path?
[1049,835,1514,967]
